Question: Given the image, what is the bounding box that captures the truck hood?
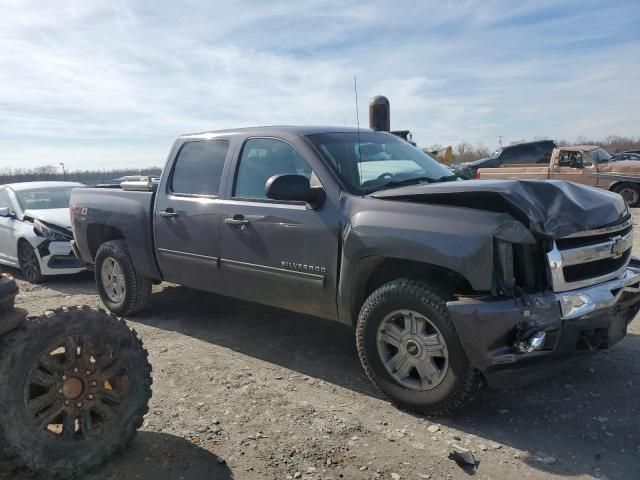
[23,208,72,229]
[599,160,640,174]
[371,179,627,238]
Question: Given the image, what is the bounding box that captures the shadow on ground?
[133,285,640,480]
[2,267,96,296]
[3,432,233,480]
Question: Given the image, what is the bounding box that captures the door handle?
[159,209,179,219]
[225,215,250,226]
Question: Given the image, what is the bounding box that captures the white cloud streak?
[0,0,639,169]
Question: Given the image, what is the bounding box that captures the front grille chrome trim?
[547,220,634,292]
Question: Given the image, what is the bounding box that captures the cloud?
[0,0,639,169]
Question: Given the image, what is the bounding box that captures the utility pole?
[498,136,503,148]
[59,162,66,180]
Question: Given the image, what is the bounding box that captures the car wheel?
[613,183,640,207]
[0,306,152,477]
[356,279,480,415]
[95,240,152,316]
[18,241,44,284]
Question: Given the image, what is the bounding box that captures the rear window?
[170,140,229,196]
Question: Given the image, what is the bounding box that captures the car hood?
[599,160,640,173]
[371,179,627,238]
[23,209,72,229]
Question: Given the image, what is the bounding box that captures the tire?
[95,240,152,316]
[613,183,640,207]
[18,241,44,284]
[356,279,480,415]
[0,306,152,478]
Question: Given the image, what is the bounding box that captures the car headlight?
[33,219,72,242]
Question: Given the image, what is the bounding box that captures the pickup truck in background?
[477,145,640,206]
[70,127,640,414]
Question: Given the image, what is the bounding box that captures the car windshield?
[587,148,612,163]
[306,132,457,194]
[15,187,76,211]
[488,149,502,159]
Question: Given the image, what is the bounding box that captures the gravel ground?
[3,212,640,480]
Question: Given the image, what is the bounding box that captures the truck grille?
[547,218,633,292]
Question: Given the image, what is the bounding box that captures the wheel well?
[349,257,474,324]
[87,224,125,260]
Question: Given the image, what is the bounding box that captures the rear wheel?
[0,306,152,477]
[18,241,44,284]
[356,279,480,415]
[613,183,640,207]
[95,240,152,316]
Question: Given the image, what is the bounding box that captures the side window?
[234,138,318,200]
[511,145,536,164]
[558,150,572,167]
[170,140,229,196]
[500,146,518,163]
[0,190,12,210]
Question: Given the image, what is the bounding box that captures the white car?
[0,181,86,283]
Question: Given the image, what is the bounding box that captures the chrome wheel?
[100,257,125,304]
[377,309,449,391]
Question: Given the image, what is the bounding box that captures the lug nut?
[87,394,94,400]
[64,400,70,406]
[86,369,92,375]
[76,401,83,408]
[90,380,98,387]
[58,389,63,394]
[73,367,79,373]
[62,375,67,381]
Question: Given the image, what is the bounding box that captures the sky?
[1,0,639,170]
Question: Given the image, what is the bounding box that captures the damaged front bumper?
[447,261,640,389]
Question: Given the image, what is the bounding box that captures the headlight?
[33,219,72,242]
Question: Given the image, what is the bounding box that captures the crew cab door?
[219,136,341,320]
[154,138,231,292]
[550,150,598,186]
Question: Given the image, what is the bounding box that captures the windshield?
[15,187,76,211]
[488,149,502,159]
[587,147,612,164]
[306,132,457,193]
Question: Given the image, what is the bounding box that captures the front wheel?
[613,183,640,207]
[0,306,152,477]
[95,240,152,316]
[356,279,480,415]
[18,241,44,284]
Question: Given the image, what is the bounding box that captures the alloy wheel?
[100,257,126,304]
[376,309,449,391]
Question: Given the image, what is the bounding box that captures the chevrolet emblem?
[611,236,626,258]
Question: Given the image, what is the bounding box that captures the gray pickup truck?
[70,126,640,414]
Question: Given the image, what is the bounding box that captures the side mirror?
[266,174,325,208]
[0,207,13,218]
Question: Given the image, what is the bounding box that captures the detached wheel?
[95,240,152,316]
[356,279,480,415]
[0,306,152,477]
[613,183,640,207]
[19,241,44,284]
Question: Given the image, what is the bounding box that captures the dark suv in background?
[453,140,556,179]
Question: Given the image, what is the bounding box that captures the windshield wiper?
[365,177,438,193]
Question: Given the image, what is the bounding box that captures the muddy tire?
[356,279,480,415]
[0,306,152,477]
[613,183,640,207]
[18,241,44,284]
[95,240,152,316]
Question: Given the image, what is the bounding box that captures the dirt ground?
[4,213,640,480]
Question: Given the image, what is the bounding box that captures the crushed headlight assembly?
[33,219,72,242]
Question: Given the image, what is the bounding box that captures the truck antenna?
[354,76,363,182]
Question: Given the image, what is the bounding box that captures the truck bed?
[70,187,162,280]
[478,164,550,180]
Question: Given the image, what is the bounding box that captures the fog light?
[516,331,547,353]
[558,292,595,319]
